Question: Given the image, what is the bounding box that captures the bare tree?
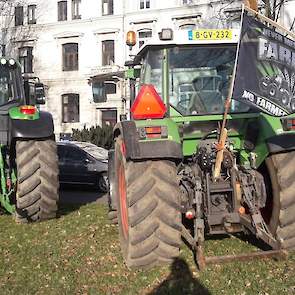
[244,0,294,30]
[261,0,295,31]
[0,0,42,60]
[0,0,23,55]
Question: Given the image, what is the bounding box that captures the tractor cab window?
[141,49,163,96]
[168,45,250,116]
[0,64,23,107]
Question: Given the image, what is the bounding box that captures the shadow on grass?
[57,185,107,217]
[57,203,82,217]
[234,232,272,251]
[181,215,271,254]
[148,258,210,295]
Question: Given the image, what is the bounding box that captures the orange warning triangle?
[131,84,167,119]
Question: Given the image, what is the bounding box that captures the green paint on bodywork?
[252,113,295,167]
[125,68,140,79]
[135,118,181,144]
[134,110,294,170]
[0,145,15,214]
[9,106,39,120]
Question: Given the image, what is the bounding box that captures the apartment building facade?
[1,0,294,139]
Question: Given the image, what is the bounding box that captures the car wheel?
[98,172,109,193]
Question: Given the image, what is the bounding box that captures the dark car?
[57,141,108,192]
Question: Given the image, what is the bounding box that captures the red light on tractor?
[20,105,36,115]
[131,84,167,120]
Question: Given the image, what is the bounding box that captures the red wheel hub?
[118,163,128,239]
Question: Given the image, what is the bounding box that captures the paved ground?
[59,186,107,205]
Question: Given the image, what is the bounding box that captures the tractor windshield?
[169,45,253,115]
[0,64,23,107]
[141,45,252,116]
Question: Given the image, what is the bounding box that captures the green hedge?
[72,125,113,149]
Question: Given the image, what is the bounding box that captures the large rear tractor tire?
[15,139,59,223]
[265,152,295,249]
[115,137,182,268]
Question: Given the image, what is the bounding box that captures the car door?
[64,146,94,185]
[57,144,69,184]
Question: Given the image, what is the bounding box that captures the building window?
[138,29,152,48]
[179,24,196,30]
[102,109,117,127]
[92,81,116,103]
[105,82,116,95]
[92,82,106,103]
[102,0,113,15]
[140,0,150,9]
[102,40,114,66]
[72,0,81,19]
[27,5,36,24]
[62,43,78,71]
[15,6,24,26]
[19,47,33,73]
[58,1,67,21]
[225,12,241,29]
[62,94,79,123]
[1,45,5,57]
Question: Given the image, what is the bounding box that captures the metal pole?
[213,5,245,180]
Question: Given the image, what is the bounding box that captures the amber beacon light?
[126,31,136,47]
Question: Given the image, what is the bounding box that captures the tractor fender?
[266,133,295,154]
[113,120,182,160]
[10,111,55,140]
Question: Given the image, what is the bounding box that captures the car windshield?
[71,141,108,160]
[141,45,252,116]
[0,64,23,106]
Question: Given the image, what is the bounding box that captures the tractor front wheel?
[15,139,59,223]
[115,137,182,268]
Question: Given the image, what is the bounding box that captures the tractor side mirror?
[34,83,46,105]
[23,80,46,105]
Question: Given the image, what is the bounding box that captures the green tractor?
[108,27,295,269]
[0,57,59,222]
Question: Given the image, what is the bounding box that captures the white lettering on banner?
[256,96,287,116]
[241,90,288,116]
[258,38,295,70]
[242,90,255,102]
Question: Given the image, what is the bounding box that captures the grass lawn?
[0,202,294,295]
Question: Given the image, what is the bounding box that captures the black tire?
[108,210,118,224]
[15,139,59,223]
[114,137,182,268]
[98,172,108,193]
[265,152,295,249]
[107,149,118,224]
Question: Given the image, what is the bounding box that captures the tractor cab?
[0,58,24,110]
[128,28,251,119]
[0,57,45,112]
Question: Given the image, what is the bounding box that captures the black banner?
[232,12,295,116]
